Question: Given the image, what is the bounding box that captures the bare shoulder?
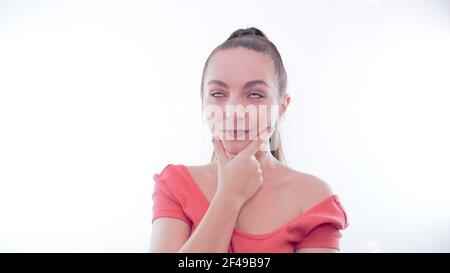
[183,163,215,177]
[283,166,334,213]
[182,163,216,188]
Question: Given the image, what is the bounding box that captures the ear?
[278,93,291,120]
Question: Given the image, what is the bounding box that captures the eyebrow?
[207,79,269,89]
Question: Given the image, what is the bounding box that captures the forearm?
[177,193,241,253]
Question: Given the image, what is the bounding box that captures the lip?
[222,129,250,139]
[223,130,250,132]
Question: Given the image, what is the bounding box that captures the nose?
[224,100,248,120]
[224,94,247,116]
[223,105,247,131]
[225,93,241,107]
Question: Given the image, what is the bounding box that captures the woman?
[149,27,349,253]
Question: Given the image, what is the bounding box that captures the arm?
[149,218,191,252]
[149,193,241,253]
[150,137,263,253]
[172,137,263,253]
[177,194,240,253]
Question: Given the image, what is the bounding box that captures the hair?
[200,27,288,165]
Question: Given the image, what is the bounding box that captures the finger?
[238,136,263,158]
[213,137,229,165]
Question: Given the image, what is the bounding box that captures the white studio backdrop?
[0,0,449,252]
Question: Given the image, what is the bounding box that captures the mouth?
[222,129,250,139]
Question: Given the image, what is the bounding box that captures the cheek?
[237,101,278,130]
[202,103,225,134]
[254,104,279,134]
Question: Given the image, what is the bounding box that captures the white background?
[1,0,449,252]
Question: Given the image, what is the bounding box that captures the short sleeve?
[152,165,192,225]
[295,223,342,250]
[291,195,349,251]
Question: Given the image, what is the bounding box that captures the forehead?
[205,47,276,89]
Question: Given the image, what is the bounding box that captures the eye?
[210,91,225,97]
[248,92,264,99]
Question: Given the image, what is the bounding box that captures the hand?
[213,133,265,209]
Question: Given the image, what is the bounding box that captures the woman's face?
[202,47,289,156]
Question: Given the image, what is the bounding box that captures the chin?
[221,140,251,155]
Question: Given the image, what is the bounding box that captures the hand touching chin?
[221,139,252,158]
